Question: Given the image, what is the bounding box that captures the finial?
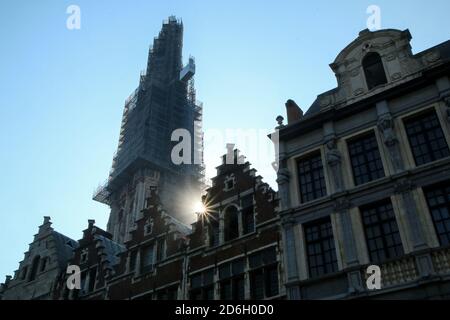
[276,115,285,128]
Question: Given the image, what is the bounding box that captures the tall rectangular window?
[88,267,97,293]
[404,110,450,166]
[167,286,179,300]
[241,195,255,235]
[189,269,215,300]
[219,259,245,300]
[304,218,338,278]
[249,247,279,299]
[209,218,220,247]
[360,200,404,263]
[297,152,327,203]
[424,182,450,246]
[141,245,154,274]
[156,239,166,262]
[348,131,385,186]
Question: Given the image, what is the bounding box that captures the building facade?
[273,29,450,299]
[1,217,78,300]
[1,149,283,300]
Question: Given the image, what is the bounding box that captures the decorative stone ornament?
[325,137,344,192]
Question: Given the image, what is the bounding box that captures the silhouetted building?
[1,217,78,300]
[1,149,281,300]
[93,16,204,243]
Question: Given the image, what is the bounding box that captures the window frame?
[304,217,338,278]
[189,269,215,300]
[362,51,388,90]
[347,130,385,186]
[403,108,450,166]
[424,182,450,246]
[360,199,404,263]
[224,205,240,242]
[296,151,327,203]
[248,247,279,299]
[219,259,246,300]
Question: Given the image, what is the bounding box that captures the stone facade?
[272,29,450,299]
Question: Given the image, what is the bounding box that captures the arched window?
[224,206,239,241]
[29,255,40,282]
[362,52,387,90]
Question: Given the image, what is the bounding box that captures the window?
[297,152,327,203]
[209,218,220,247]
[189,269,215,300]
[224,174,235,191]
[362,52,387,90]
[424,182,450,246]
[129,250,137,273]
[40,257,48,272]
[404,110,450,166]
[141,245,154,274]
[156,239,166,262]
[80,248,88,263]
[348,132,385,185]
[241,195,255,235]
[156,285,178,300]
[361,200,404,263]
[304,218,338,278]
[219,259,245,300]
[88,267,97,292]
[224,206,239,241]
[249,247,279,299]
[29,256,40,282]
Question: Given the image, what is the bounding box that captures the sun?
[193,201,207,214]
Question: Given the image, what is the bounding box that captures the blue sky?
[1,0,449,279]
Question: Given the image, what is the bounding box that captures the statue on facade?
[377,113,403,172]
[325,137,344,192]
[276,165,291,210]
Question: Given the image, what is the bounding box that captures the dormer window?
[224,174,235,191]
[362,52,387,90]
[80,248,88,263]
[145,218,154,235]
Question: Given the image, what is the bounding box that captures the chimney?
[225,143,235,165]
[37,216,53,237]
[88,219,95,228]
[285,99,303,124]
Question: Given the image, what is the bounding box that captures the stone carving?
[275,115,285,129]
[391,72,402,80]
[353,88,364,96]
[377,113,404,172]
[276,167,291,210]
[325,138,344,192]
[276,167,290,185]
[377,114,397,146]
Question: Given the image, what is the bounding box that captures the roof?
[303,35,450,116]
[94,235,126,269]
[52,231,78,269]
